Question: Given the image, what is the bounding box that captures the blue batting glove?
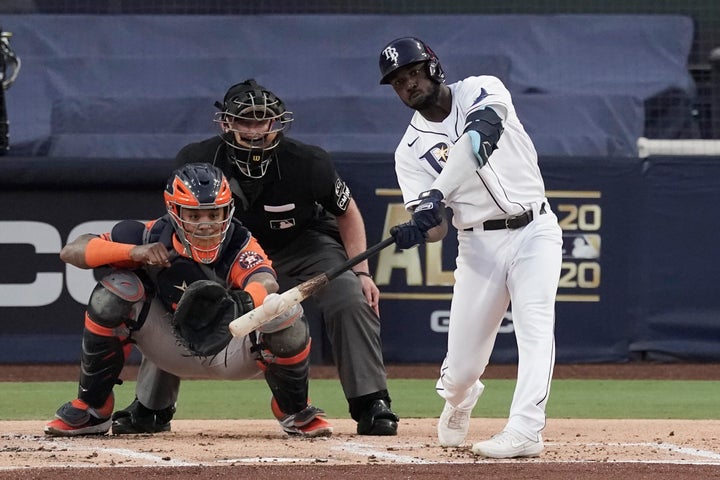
[390,221,426,249]
[412,189,445,232]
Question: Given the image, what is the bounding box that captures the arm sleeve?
[108,220,147,244]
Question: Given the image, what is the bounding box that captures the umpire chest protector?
[145,216,252,311]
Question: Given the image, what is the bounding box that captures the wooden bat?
[228,236,395,337]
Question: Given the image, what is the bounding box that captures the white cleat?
[471,430,544,458]
[437,401,471,447]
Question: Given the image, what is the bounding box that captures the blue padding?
[50,97,217,134]
[0,334,143,363]
[48,92,644,157]
[47,133,211,158]
[514,93,645,157]
[2,14,693,156]
[48,95,415,156]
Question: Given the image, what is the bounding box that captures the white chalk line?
[333,441,436,464]
[0,435,200,469]
[576,442,720,461]
[2,434,720,469]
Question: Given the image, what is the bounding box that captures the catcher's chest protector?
[147,218,251,310]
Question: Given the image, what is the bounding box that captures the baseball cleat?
[471,430,544,458]
[291,416,334,438]
[44,396,113,437]
[271,397,333,438]
[356,399,399,436]
[437,401,471,447]
[111,397,175,434]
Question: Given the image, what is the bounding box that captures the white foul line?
[578,442,720,461]
[333,442,437,464]
[40,438,201,467]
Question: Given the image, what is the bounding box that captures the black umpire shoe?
[111,397,176,434]
[357,399,399,436]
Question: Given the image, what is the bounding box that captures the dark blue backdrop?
[1,155,719,364]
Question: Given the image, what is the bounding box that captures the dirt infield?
[1,363,719,479]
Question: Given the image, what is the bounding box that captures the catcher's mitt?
[172,280,254,356]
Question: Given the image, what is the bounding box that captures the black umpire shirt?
[175,136,352,254]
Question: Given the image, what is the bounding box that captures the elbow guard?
[463,108,504,167]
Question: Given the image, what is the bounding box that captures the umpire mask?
[214,79,293,179]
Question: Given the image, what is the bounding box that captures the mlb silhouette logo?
[270,218,296,230]
[562,234,600,259]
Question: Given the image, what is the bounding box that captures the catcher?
[44,162,332,438]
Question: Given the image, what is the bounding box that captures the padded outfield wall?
[1,155,719,365]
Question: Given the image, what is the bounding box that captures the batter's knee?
[260,315,310,360]
[87,270,146,328]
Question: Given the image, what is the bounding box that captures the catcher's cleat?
[471,430,544,458]
[357,399,399,436]
[271,397,333,438]
[44,396,114,437]
[111,397,175,434]
[437,401,471,447]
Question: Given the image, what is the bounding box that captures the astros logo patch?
[238,251,264,269]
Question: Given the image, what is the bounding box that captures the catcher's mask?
[378,37,445,85]
[164,163,235,264]
[214,78,293,179]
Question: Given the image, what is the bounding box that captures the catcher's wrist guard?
[229,289,255,315]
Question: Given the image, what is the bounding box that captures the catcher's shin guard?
[77,314,130,408]
[77,271,145,407]
[256,316,312,415]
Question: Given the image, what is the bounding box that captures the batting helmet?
[214,79,293,179]
[379,37,445,85]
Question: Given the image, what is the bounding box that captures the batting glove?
[390,221,426,249]
[412,189,445,232]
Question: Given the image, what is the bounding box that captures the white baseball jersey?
[394,75,546,229]
[392,74,563,443]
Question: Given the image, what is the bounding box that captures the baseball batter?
[379,37,562,458]
[44,163,332,438]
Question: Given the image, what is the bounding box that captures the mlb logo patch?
[270,218,296,230]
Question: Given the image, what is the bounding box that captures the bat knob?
[262,293,288,317]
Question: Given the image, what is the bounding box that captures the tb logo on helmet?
[382,46,399,64]
[378,37,445,85]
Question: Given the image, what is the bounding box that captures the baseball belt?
[465,202,547,231]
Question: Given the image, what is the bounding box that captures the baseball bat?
[228,236,396,338]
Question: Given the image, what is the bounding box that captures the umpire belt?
[465,203,546,231]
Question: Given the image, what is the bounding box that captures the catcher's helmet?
[164,163,235,264]
[379,37,445,85]
[214,79,293,179]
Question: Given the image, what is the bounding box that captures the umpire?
[161,79,397,435]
